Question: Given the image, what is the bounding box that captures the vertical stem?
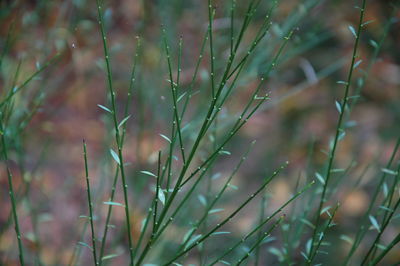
[0,119,25,265]
[95,0,134,263]
[83,140,99,266]
[308,0,367,260]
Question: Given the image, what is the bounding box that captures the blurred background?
[1,0,399,265]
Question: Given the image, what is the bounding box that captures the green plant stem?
[177,141,255,253]
[237,216,285,265]
[361,164,400,264]
[95,0,134,263]
[308,0,367,261]
[82,141,99,266]
[209,180,315,265]
[0,119,25,265]
[308,203,340,263]
[344,137,400,264]
[369,233,400,265]
[0,53,61,108]
[98,36,140,265]
[162,163,288,265]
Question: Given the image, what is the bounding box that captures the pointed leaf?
[158,189,165,205]
[103,201,125,207]
[315,172,325,185]
[369,215,381,232]
[110,149,120,165]
[159,134,171,143]
[348,25,357,38]
[118,115,131,129]
[98,104,112,113]
[335,101,342,114]
[140,170,157,178]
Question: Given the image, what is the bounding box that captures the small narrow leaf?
[381,168,398,176]
[320,206,331,215]
[337,81,348,85]
[101,253,121,261]
[315,172,325,185]
[335,101,342,114]
[300,218,316,229]
[158,189,166,205]
[348,25,357,38]
[184,234,202,250]
[177,92,187,102]
[159,134,171,143]
[369,39,378,48]
[208,208,224,214]
[98,104,112,113]
[218,150,231,155]
[227,183,238,190]
[361,20,375,27]
[353,60,362,69]
[140,170,157,178]
[182,228,196,243]
[118,115,131,129]
[78,241,93,250]
[369,215,381,232]
[103,201,125,207]
[197,194,207,206]
[211,231,231,236]
[110,149,120,165]
[340,235,353,245]
[378,206,393,213]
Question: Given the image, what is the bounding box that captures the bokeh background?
[1,0,400,265]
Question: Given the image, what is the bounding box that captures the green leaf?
[118,115,131,129]
[140,170,157,178]
[381,168,398,176]
[335,101,342,114]
[197,194,207,206]
[177,92,187,102]
[110,149,120,165]
[101,253,121,261]
[184,234,202,250]
[369,215,380,232]
[340,235,353,245]
[369,39,378,48]
[182,228,195,243]
[98,104,112,113]
[315,172,325,185]
[158,189,165,205]
[353,60,362,69]
[348,25,357,38]
[159,134,171,143]
[77,241,93,250]
[211,231,231,236]
[208,208,224,214]
[103,201,125,207]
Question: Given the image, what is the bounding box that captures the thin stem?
[0,53,61,108]
[162,30,186,165]
[163,163,289,265]
[95,0,134,263]
[308,0,367,260]
[82,140,99,266]
[208,181,315,265]
[369,233,400,265]
[153,151,162,233]
[98,36,141,264]
[237,216,285,265]
[344,137,400,264]
[0,119,25,265]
